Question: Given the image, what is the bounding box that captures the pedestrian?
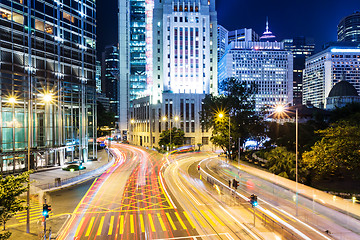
[228,180,231,188]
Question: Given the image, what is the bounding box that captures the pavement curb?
[41,154,115,193]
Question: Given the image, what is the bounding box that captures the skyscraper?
[218,41,293,111]
[0,0,97,173]
[260,18,276,42]
[282,37,315,105]
[217,25,228,62]
[303,46,360,108]
[102,45,120,120]
[338,11,360,43]
[129,0,218,149]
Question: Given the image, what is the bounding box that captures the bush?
[62,164,86,171]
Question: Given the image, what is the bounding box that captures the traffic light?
[250,194,258,207]
[42,204,52,218]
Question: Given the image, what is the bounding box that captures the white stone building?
[303,46,360,108]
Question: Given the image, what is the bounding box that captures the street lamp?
[218,112,231,162]
[162,116,179,150]
[275,104,299,216]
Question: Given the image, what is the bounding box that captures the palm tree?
[265,147,296,179]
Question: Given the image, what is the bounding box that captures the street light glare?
[174,116,179,121]
[43,93,52,103]
[218,113,224,118]
[9,97,16,104]
[275,105,285,113]
[162,116,167,121]
[130,119,135,124]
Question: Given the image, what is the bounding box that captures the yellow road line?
[157,213,166,231]
[192,211,206,228]
[85,216,95,237]
[16,208,42,216]
[108,216,114,235]
[183,211,196,229]
[208,210,225,226]
[130,215,134,233]
[75,217,85,237]
[175,212,187,230]
[119,215,124,234]
[97,216,105,236]
[158,175,174,209]
[74,178,98,214]
[201,210,216,226]
[166,213,177,230]
[140,214,145,232]
[148,213,156,232]
[271,208,293,222]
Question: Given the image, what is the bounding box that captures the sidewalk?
[30,149,114,192]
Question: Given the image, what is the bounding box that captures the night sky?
[96,0,359,57]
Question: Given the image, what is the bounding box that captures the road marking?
[75,217,85,237]
[119,215,124,234]
[192,211,206,228]
[140,214,145,232]
[97,216,105,235]
[148,213,156,232]
[208,210,224,226]
[166,213,177,230]
[201,210,216,226]
[130,215,134,233]
[157,213,166,231]
[108,216,114,235]
[183,212,196,229]
[74,178,98,214]
[272,208,294,222]
[85,216,95,237]
[175,212,187,230]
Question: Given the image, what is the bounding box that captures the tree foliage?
[200,78,265,157]
[265,147,295,179]
[0,171,30,237]
[302,121,360,180]
[158,127,185,148]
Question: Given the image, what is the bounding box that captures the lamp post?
[162,116,179,150]
[275,105,299,216]
[218,112,231,162]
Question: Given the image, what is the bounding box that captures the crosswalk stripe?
[175,212,187,230]
[75,217,85,237]
[208,210,225,226]
[157,213,166,231]
[201,210,216,226]
[119,215,124,234]
[183,211,196,229]
[97,216,105,235]
[166,213,177,230]
[85,216,95,237]
[148,213,156,232]
[140,214,145,232]
[192,211,206,228]
[130,215,134,233]
[108,216,114,235]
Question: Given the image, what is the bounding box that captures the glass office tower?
[0,0,97,174]
[129,0,147,101]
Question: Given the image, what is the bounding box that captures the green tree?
[200,78,264,157]
[158,127,185,149]
[265,147,296,179]
[0,171,31,238]
[302,121,360,181]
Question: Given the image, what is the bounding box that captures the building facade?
[102,45,120,120]
[95,60,102,93]
[218,41,293,111]
[0,0,97,174]
[129,0,218,149]
[228,28,259,44]
[303,46,360,108]
[217,24,228,62]
[338,11,360,43]
[282,37,315,105]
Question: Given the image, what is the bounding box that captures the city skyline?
[97,0,359,54]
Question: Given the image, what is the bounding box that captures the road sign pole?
[253,206,256,227]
